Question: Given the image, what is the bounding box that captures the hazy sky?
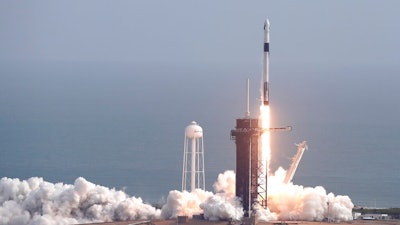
[1,1,400,205]
[1,1,399,67]
[1,1,400,157]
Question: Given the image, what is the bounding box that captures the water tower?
[182,121,205,192]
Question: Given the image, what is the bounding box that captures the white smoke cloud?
[0,169,353,224]
[0,177,160,225]
[262,168,354,222]
[200,194,243,221]
[160,189,212,219]
[212,170,236,199]
[200,170,243,221]
[161,170,243,221]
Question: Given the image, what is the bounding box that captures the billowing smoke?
[159,168,354,222]
[0,177,160,225]
[200,171,243,221]
[0,169,353,225]
[258,166,354,222]
[0,171,242,225]
[161,170,243,221]
[256,103,353,222]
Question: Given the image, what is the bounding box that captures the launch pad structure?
[230,117,261,217]
[230,77,291,217]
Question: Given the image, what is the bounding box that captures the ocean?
[0,61,399,208]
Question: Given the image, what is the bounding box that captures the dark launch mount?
[230,118,260,217]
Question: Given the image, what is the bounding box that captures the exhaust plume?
[0,170,353,224]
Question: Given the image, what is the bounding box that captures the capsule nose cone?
[264,19,270,30]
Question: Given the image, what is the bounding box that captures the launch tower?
[231,19,291,218]
[230,79,261,217]
[231,117,260,217]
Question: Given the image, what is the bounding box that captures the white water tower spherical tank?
[182,121,205,192]
[185,121,203,139]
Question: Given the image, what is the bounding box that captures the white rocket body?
[263,19,270,105]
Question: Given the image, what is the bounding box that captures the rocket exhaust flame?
[258,105,271,206]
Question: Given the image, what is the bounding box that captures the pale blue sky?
[1,1,399,205]
[1,1,399,66]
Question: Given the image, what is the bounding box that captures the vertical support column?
[191,138,196,192]
[182,136,187,191]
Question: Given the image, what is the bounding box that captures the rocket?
[263,19,270,105]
